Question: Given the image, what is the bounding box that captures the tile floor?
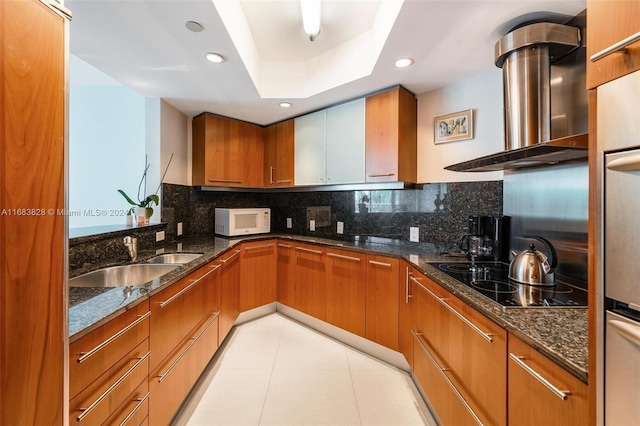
[174,313,437,426]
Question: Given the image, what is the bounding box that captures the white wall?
[160,100,190,186]
[417,70,504,183]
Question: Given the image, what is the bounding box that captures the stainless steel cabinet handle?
[412,277,493,342]
[295,246,322,254]
[77,351,150,422]
[208,179,243,183]
[327,252,361,262]
[277,243,292,248]
[509,353,571,400]
[608,319,640,346]
[368,173,395,177]
[119,391,150,426]
[412,331,484,426]
[590,31,640,62]
[276,179,292,184]
[220,250,241,263]
[606,153,640,172]
[405,267,413,304]
[158,264,220,309]
[77,311,151,363]
[369,260,392,267]
[244,244,275,252]
[157,312,219,383]
[269,167,274,185]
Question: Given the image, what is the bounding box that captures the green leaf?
[118,190,138,206]
[147,194,159,206]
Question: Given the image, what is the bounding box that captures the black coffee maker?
[460,215,510,262]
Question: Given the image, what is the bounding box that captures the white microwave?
[214,208,271,236]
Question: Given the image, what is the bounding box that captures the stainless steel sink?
[69,264,179,288]
[145,253,203,264]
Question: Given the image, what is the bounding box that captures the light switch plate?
[310,220,316,231]
[410,254,419,263]
[156,230,165,242]
[409,227,419,242]
[177,222,183,236]
[287,218,292,229]
[337,221,344,234]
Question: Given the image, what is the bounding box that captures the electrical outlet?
[409,227,419,242]
[177,222,183,236]
[155,248,165,255]
[156,230,165,242]
[310,220,316,231]
[287,217,292,229]
[177,243,183,251]
[337,221,344,234]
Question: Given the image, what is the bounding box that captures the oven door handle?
[607,154,640,172]
[609,319,640,346]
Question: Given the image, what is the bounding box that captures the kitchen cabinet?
[587,0,640,89]
[276,241,296,307]
[398,263,417,368]
[240,240,277,311]
[325,248,367,337]
[219,249,241,341]
[264,119,295,187]
[365,255,400,350]
[294,243,327,320]
[69,301,151,425]
[411,271,507,426]
[294,99,366,185]
[1,0,69,423]
[365,87,417,183]
[508,334,588,426]
[192,113,264,187]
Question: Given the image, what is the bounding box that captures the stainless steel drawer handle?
[269,167,274,184]
[244,244,275,252]
[608,319,640,346]
[119,391,150,426]
[509,353,570,400]
[590,31,640,62]
[414,278,493,343]
[277,243,292,248]
[412,331,484,426]
[77,351,150,422]
[158,264,220,309]
[295,246,322,254]
[157,311,219,383]
[208,179,243,183]
[368,173,395,177]
[78,311,151,364]
[220,250,241,263]
[369,260,392,267]
[327,252,361,262]
[276,179,292,184]
[606,154,640,172]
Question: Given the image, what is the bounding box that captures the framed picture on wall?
[434,109,473,144]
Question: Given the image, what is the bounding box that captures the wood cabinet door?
[219,249,241,341]
[240,240,277,311]
[242,122,264,187]
[365,89,399,182]
[325,249,366,337]
[587,0,640,89]
[398,264,416,368]
[264,120,295,187]
[508,334,588,426]
[276,241,296,306]
[207,115,245,185]
[294,244,326,320]
[365,255,400,350]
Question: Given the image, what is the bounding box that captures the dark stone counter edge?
[68,233,588,383]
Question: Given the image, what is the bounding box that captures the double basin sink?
[69,253,203,288]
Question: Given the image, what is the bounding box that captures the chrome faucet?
[123,236,138,261]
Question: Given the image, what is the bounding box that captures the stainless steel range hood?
[446,20,587,173]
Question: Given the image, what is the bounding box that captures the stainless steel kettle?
[508,236,558,286]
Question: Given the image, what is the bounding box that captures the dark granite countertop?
[68,233,588,383]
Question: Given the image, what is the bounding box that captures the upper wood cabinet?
[264,119,295,187]
[587,0,640,89]
[365,87,417,183]
[192,113,264,187]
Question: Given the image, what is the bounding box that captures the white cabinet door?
[326,99,365,184]
[295,110,326,186]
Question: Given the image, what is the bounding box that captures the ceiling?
[67,0,586,126]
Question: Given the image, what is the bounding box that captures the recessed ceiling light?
[394,57,414,68]
[205,52,225,63]
[185,21,203,32]
[279,102,292,108]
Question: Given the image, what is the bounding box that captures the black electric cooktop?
[430,262,588,308]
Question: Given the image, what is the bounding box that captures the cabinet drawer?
[150,262,220,370]
[69,301,150,399]
[69,339,150,425]
[103,379,149,426]
[149,312,219,425]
